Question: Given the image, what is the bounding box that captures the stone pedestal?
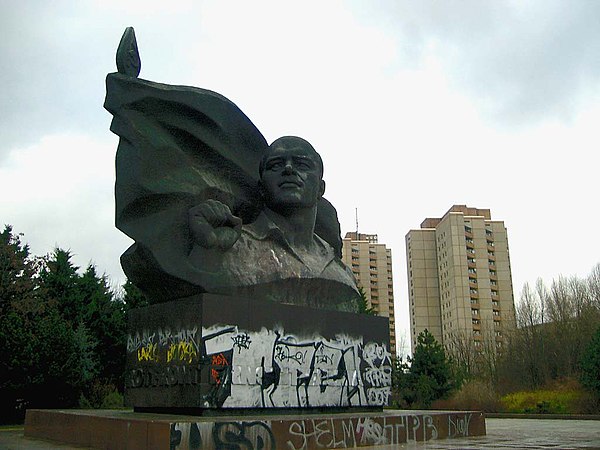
[126,294,392,410]
[25,408,486,449]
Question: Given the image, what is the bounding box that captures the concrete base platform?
[25,408,485,449]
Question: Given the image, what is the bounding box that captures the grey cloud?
[0,3,116,158]
[360,0,600,126]
[0,2,199,160]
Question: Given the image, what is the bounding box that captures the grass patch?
[500,389,583,414]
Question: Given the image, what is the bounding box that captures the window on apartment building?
[470,299,477,304]
[465,225,472,233]
[472,318,480,325]
[471,309,479,316]
[493,310,500,316]
[473,330,481,336]
[492,300,499,307]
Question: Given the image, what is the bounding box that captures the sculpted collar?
[244,211,335,269]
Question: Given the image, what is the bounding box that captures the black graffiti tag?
[232,333,252,353]
[213,421,276,450]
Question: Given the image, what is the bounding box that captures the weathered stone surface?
[125,295,392,410]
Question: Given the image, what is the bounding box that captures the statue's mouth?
[279,180,303,188]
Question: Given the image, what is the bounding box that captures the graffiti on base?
[126,325,392,408]
[285,414,439,449]
[448,413,472,438]
[169,412,476,449]
[171,421,275,450]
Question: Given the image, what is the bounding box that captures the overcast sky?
[2,1,599,356]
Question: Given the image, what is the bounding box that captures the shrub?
[432,380,502,412]
[78,381,124,409]
[100,390,124,409]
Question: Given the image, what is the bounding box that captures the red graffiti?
[211,353,229,385]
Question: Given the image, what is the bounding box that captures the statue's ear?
[319,180,326,198]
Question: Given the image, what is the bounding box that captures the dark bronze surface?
[105,28,358,311]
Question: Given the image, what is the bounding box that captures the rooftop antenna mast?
[355,207,359,238]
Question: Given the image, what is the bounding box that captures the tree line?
[2,224,599,420]
[0,225,378,422]
[391,264,600,411]
[499,267,600,393]
[0,226,147,423]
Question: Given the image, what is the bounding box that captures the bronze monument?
[105,28,359,312]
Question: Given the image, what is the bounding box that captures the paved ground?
[388,418,600,450]
[2,418,600,449]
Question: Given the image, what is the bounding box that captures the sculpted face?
[260,137,325,212]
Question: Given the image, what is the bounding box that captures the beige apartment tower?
[406,205,515,354]
[342,232,396,356]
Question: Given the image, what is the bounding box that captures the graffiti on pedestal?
[169,411,478,449]
[126,325,392,408]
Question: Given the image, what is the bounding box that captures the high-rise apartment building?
[405,205,515,354]
[342,232,396,356]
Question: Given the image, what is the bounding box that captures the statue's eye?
[295,159,313,170]
[266,160,284,171]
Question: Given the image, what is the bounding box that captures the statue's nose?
[283,162,294,174]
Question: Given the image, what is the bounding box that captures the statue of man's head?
[259,136,325,213]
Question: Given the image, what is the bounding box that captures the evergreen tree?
[357,285,376,315]
[38,249,82,323]
[121,278,149,311]
[0,225,38,315]
[403,329,457,408]
[79,265,125,387]
[27,306,82,408]
[580,325,600,397]
[0,226,41,421]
